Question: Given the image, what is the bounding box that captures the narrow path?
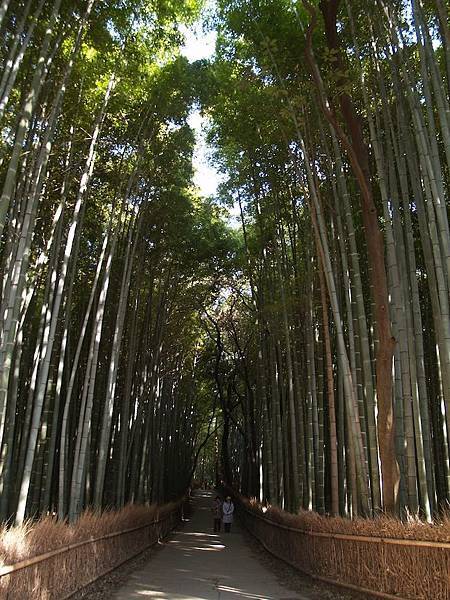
[112,491,310,599]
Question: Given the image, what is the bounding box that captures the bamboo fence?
[239,505,450,600]
[0,503,184,599]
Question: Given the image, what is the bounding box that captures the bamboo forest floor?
[82,491,355,600]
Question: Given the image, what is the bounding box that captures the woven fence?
[239,504,450,599]
[0,503,184,600]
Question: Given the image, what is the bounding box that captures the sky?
[179,22,224,199]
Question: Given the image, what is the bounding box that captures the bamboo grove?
[0,0,237,525]
[205,0,450,521]
[1,0,450,528]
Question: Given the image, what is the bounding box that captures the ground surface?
[84,491,354,600]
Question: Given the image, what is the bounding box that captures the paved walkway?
[113,490,308,599]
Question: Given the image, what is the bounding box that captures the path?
[112,490,310,599]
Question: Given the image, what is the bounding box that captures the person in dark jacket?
[212,496,222,532]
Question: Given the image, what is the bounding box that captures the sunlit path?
[113,491,309,600]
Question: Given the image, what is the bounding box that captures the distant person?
[222,496,234,533]
[212,495,222,532]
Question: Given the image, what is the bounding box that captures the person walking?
[212,495,222,532]
[222,495,234,533]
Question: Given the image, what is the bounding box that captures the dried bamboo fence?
[0,502,185,599]
[239,504,450,600]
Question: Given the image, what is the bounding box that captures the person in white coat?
[222,496,234,533]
